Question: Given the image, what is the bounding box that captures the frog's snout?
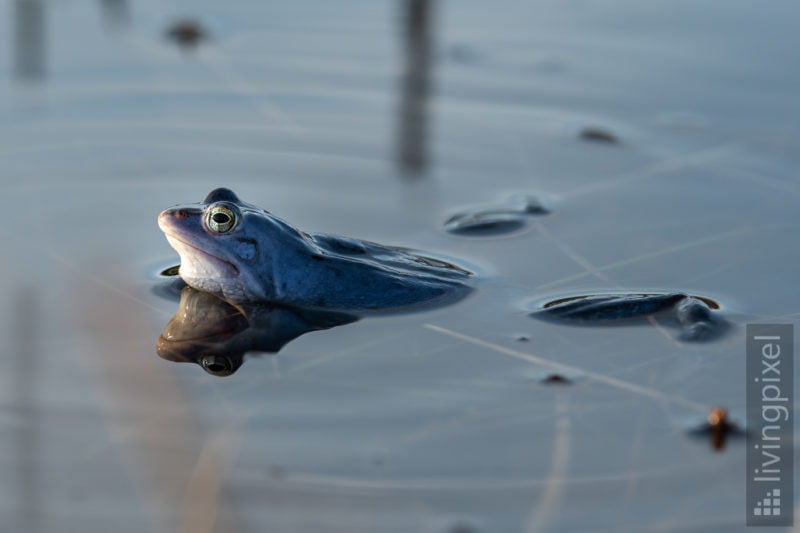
[158,208,190,232]
[163,208,189,220]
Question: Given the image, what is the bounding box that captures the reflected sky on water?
[1,1,799,531]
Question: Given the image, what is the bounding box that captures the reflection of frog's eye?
[206,205,238,233]
[200,354,234,376]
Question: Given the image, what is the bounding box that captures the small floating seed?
[708,406,732,452]
[686,406,741,452]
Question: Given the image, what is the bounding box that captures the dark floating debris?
[165,18,208,49]
[579,127,619,145]
[688,406,743,452]
[514,334,530,342]
[444,193,549,236]
[533,293,727,341]
[541,373,572,385]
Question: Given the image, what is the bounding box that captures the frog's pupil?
[213,212,230,224]
[208,362,226,372]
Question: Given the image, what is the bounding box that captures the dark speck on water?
[165,18,207,48]
[541,373,572,385]
[579,127,619,144]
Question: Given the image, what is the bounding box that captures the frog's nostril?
[174,209,189,220]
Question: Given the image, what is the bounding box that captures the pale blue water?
[1,1,799,532]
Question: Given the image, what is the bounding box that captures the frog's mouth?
[163,233,240,276]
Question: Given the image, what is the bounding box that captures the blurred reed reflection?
[396,0,434,176]
[13,0,46,81]
[12,286,41,533]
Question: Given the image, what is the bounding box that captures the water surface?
[1,1,799,532]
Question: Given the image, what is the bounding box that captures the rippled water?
[1,1,799,532]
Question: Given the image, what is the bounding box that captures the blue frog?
[158,188,472,312]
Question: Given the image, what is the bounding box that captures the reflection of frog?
[158,188,472,311]
[158,286,356,376]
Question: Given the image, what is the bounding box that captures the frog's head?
[158,188,287,303]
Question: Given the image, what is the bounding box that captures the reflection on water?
[13,0,46,81]
[157,287,356,376]
[3,0,798,529]
[396,0,433,176]
[12,287,41,533]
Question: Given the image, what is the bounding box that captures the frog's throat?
[164,233,240,275]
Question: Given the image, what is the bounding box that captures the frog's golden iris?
[206,204,239,234]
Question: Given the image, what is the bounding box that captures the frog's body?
[534,292,725,341]
[541,293,687,321]
[158,188,472,311]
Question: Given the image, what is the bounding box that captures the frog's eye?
[206,205,238,233]
[200,354,234,376]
